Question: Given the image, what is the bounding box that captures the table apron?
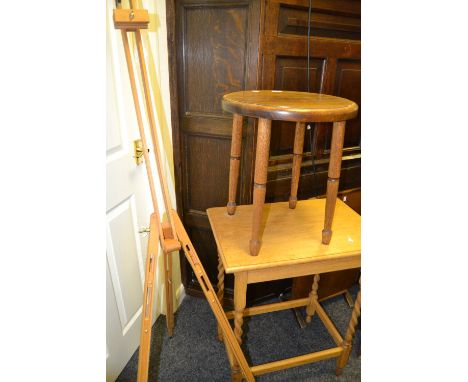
[245,257,361,283]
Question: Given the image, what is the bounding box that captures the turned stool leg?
[336,279,361,376]
[322,121,346,244]
[227,114,243,215]
[289,122,306,209]
[305,274,320,323]
[216,253,225,342]
[250,118,272,256]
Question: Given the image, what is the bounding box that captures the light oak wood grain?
[225,298,309,319]
[209,198,360,380]
[207,198,361,274]
[336,278,361,375]
[216,255,225,342]
[315,302,343,346]
[234,273,248,344]
[245,258,360,283]
[113,9,149,30]
[137,214,159,382]
[306,274,320,322]
[134,30,177,236]
[250,347,343,376]
[117,15,177,380]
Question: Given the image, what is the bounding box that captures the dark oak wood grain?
[222,90,358,122]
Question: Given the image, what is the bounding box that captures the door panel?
[174,0,262,300]
[185,135,231,213]
[270,56,325,156]
[106,197,145,333]
[183,5,249,115]
[106,260,140,382]
[334,59,361,147]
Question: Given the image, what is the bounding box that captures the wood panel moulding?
[171,0,263,299]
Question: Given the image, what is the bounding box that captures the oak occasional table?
[207,198,361,381]
[222,90,359,256]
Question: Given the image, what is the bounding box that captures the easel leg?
[173,210,255,382]
[217,253,225,341]
[223,336,242,382]
[306,274,320,323]
[137,216,159,382]
[166,251,174,336]
[322,121,346,244]
[250,118,272,256]
[162,249,174,337]
[289,122,306,209]
[336,279,361,376]
[227,114,243,215]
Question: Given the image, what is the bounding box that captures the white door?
[106,1,157,380]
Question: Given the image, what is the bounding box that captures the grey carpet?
[117,287,360,382]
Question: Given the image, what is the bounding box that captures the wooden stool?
[222,90,358,256]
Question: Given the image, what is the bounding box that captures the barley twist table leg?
[231,273,247,382]
[336,278,361,376]
[227,114,243,215]
[233,273,247,344]
[306,274,320,323]
[322,121,346,244]
[289,122,306,209]
[231,367,242,382]
[250,118,272,256]
[216,254,225,342]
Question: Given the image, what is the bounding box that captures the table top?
[222,90,358,122]
[207,199,361,274]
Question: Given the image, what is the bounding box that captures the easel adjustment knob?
[113,9,150,30]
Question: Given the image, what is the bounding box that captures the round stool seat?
[222,90,358,122]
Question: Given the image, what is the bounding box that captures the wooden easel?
[113,3,254,382]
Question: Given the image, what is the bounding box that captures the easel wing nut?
[113,9,149,30]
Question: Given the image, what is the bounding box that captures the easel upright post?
[113,4,180,382]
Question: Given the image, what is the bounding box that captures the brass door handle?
[134,139,149,166]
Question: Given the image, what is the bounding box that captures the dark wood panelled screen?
[167,0,360,305]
